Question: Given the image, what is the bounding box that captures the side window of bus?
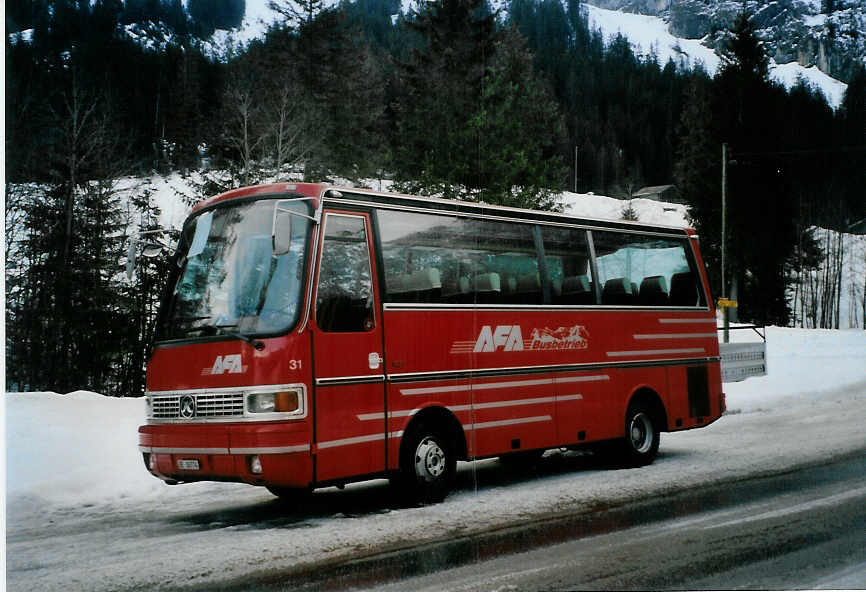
[316,214,374,332]
[592,231,706,307]
[541,226,596,305]
[377,210,540,305]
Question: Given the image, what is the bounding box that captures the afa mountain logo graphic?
[449,325,590,354]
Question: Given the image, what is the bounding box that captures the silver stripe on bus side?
[400,377,553,396]
[658,318,718,324]
[146,446,230,455]
[142,445,311,455]
[382,303,710,312]
[554,375,610,383]
[316,374,386,386]
[607,348,705,357]
[230,445,311,455]
[463,415,553,431]
[386,360,712,383]
[317,433,385,450]
[319,359,718,389]
[357,394,585,422]
[633,333,718,340]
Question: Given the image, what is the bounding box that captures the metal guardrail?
[718,325,767,383]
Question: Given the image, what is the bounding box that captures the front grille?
[150,392,245,420]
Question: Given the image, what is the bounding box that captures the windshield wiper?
[211,324,265,351]
[176,320,265,350]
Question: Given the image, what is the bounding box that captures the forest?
[5,0,866,393]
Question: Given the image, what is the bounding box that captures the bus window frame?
[367,203,710,311]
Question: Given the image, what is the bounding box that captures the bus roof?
[192,182,695,236]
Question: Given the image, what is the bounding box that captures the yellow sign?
[718,298,738,308]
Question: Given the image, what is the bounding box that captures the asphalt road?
[7,450,865,591]
[296,452,866,591]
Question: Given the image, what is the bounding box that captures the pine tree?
[469,27,565,208]
[392,0,500,199]
[675,73,721,296]
[712,12,796,324]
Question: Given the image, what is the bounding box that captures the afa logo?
[451,324,590,354]
[202,354,245,376]
[473,325,524,353]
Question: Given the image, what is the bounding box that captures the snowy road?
[356,453,866,591]
[5,328,866,591]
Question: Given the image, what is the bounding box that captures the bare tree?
[268,0,324,28]
[264,82,322,178]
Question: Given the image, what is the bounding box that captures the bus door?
[311,210,387,483]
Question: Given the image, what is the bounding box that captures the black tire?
[394,420,457,505]
[618,401,660,467]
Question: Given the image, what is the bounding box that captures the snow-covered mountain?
[588,0,866,82]
[239,0,853,107]
[581,3,850,107]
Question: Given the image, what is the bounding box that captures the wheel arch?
[627,386,669,433]
[401,405,468,461]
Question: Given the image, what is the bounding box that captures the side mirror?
[272,201,295,256]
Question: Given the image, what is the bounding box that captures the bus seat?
[501,274,517,296]
[603,277,634,305]
[512,271,542,304]
[387,274,408,297]
[443,275,471,303]
[670,272,699,306]
[638,275,669,306]
[551,277,562,299]
[388,268,441,302]
[560,275,593,305]
[473,272,501,303]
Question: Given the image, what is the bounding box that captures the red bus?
[139,182,724,503]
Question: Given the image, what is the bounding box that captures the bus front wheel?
[395,420,456,504]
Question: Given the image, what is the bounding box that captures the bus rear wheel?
[395,420,456,505]
[619,402,660,467]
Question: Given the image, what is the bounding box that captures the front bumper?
[138,421,313,488]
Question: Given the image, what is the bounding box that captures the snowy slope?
[582,4,849,108]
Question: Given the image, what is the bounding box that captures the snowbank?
[4,392,163,506]
[5,327,865,510]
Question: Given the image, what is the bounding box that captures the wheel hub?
[414,436,445,482]
[629,412,653,454]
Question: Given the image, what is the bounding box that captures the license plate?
[177,459,200,470]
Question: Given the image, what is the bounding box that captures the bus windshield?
[157,198,312,342]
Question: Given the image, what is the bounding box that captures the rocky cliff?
[587,0,866,81]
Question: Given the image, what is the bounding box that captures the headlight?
[246,389,301,414]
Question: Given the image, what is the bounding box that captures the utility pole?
[574,146,578,193]
[721,143,729,343]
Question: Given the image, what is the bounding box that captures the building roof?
[633,185,676,197]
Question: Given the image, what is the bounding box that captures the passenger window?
[316,214,374,332]
[377,210,540,305]
[541,227,596,305]
[592,231,706,307]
